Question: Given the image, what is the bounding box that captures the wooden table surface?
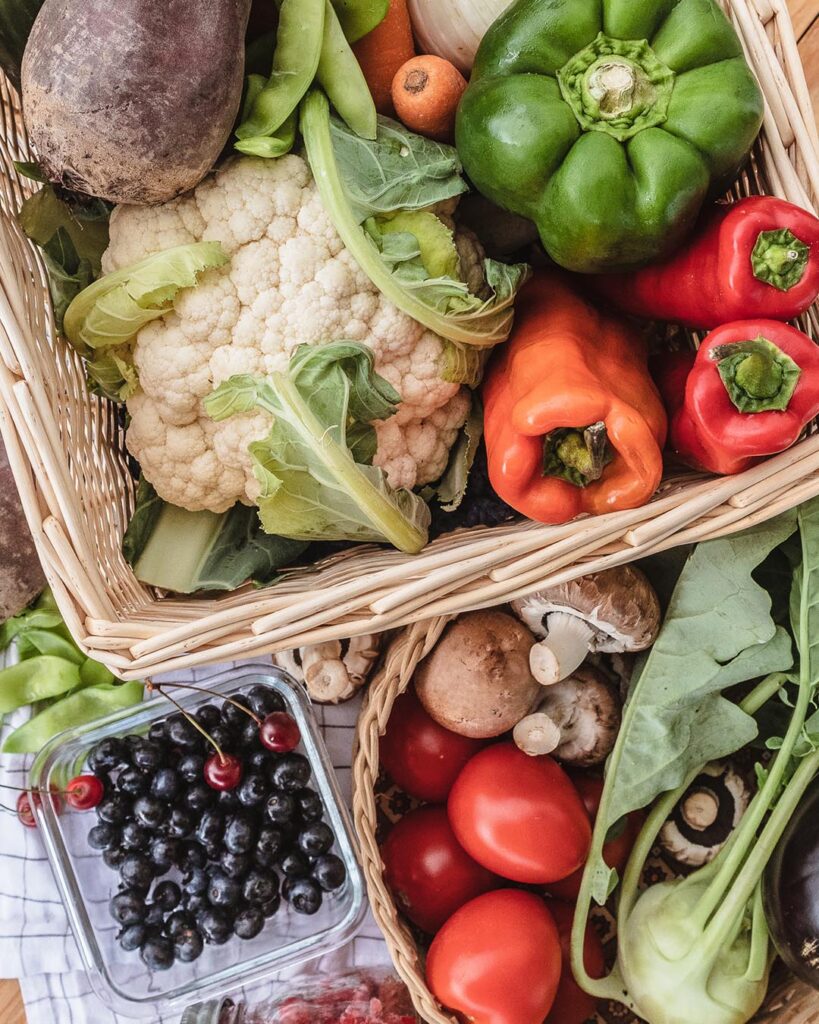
[0,6,817,1023]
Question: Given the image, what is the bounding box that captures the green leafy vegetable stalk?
[205,341,430,553]
[571,500,819,1024]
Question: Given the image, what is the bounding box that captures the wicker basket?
[0,0,817,680]
[352,618,819,1024]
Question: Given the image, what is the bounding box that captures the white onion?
[407,0,513,74]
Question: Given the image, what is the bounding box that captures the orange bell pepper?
[483,273,667,524]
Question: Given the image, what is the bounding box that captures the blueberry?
[295,788,324,824]
[260,893,281,918]
[132,739,164,772]
[220,701,247,732]
[183,892,209,916]
[209,725,234,750]
[184,783,214,814]
[220,850,252,879]
[312,854,347,892]
[177,753,205,784]
[149,836,181,873]
[140,935,174,971]
[144,902,165,929]
[297,822,334,857]
[122,734,143,759]
[103,847,126,869]
[148,721,167,744]
[183,867,208,896]
[153,880,181,912]
[207,870,241,909]
[196,808,224,847]
[180,841,208,872]
[88,823,119,850]
[118,923,146,951]
[280,850,310,878]
[234,906,264,940]
[254,827,286,868]
[133,795,166,830]
[198,908,231,945]
[116,766,148,797]
[242,870,277,906]
[247,750,271,772]
[239,718,261,748]
[120,853,155,892]
[166,713,202,750]
[164,910,195,939]
[224,814,256,854]
[166,806,195,840]
[270,754,311,793]
[217,789,240,813]
[88,738,126,773]
[282,877,322,915]
[265,792,295,826]
[96,794,129,825]
[243,685,284,718]
[237,773,268,808]
[150,768,181,801]
[110,889,146,926]
[174,926,204,962]
[195,704,221,732]
[121,822,151,851]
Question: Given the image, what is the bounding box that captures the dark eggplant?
[763,775,819,986]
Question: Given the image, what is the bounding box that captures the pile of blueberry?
[84,684,347,971]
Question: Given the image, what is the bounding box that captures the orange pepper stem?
[543,421,612,487]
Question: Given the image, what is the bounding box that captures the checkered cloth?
[0,656,391,1024]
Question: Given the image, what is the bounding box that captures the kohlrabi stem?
[744,883,770,984]
[742,671,788,714]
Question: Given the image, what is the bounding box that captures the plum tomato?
[379,688,485,802]
[544,900,606,1024]
[447,743,591,884]
[548,773,643,901]
[426,889,562,1024]
[381,806,498,933]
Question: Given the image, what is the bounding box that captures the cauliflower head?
[103,155,471,514]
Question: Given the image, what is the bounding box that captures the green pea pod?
[2,681,144,754]
[15,629,85,665]
[0,656,81,713]
[330,0,388,42]
[235,110,298,158]
[318,0,377,140]
[241,73,268,123]
[78,657,116,689]
[236,0,325,141]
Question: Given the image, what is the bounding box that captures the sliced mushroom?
[414,609,541,738]
[273,634,383,704]
[659,762,751,866]
[512,665,621,766]
[511,566,661,687]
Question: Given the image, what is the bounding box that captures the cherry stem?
[147,680,261,725]
[153,684,225,764]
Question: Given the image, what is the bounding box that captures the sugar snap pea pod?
[318,1,377,139]
[15,629,85,665]
[235,110,297,158]
[241,74,268,123]
[0,656,81,713]
[79,658,116,689]
[236,0,325,141]
[330,0,388,42]
[2,681,144,754]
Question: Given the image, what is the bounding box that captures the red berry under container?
[28,667,366,1020]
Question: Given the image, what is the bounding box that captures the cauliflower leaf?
[205,342,430,553]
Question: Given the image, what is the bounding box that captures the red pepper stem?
[543,422,612,487]
[712,337,802,413]
[751,228,809,291]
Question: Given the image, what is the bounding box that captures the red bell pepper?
[592,196,819,328]
[655,320,819,476]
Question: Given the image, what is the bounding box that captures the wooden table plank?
[789,0,817,40]
[800,20,819,126]
[0,981,25,1024]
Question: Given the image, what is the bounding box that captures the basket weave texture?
[352,618,819,1024]
[0,0,817,680]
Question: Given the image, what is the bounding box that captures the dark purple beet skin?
[763,775,819,986]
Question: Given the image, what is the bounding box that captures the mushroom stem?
[529,612,596,686]
[513,713,562,756]
[682,789,720,830]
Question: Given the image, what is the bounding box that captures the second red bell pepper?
[655,320,819,475]
[592,196,819,328]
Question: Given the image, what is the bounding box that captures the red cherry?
[204,753,243,791]
[259,712,301,753]
[66,774,105,811]
[17,792,36,828]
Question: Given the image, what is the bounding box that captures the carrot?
[353,0,415,115]
[391,54,468,142]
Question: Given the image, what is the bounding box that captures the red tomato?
[381,806,498,933]
[548,774,643,901]
[544,900,606,1024]
[379,688,485,802]
[447,743,591,883]
[427,889,562,1024]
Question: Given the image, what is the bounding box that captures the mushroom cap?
[273,635,382,704]
[414,610,541,739]
[538,665,621,767]
[659,762,751,866]
[511,565,661,653]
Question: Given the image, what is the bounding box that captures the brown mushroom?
[273,634,383,704]
[512,665,621,765]
[414,610,541,738]
[511,566,661,687]
[659,762,751,866]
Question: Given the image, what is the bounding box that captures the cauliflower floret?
[113,155,470,513]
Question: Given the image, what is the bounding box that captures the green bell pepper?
[455,0,764,273]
